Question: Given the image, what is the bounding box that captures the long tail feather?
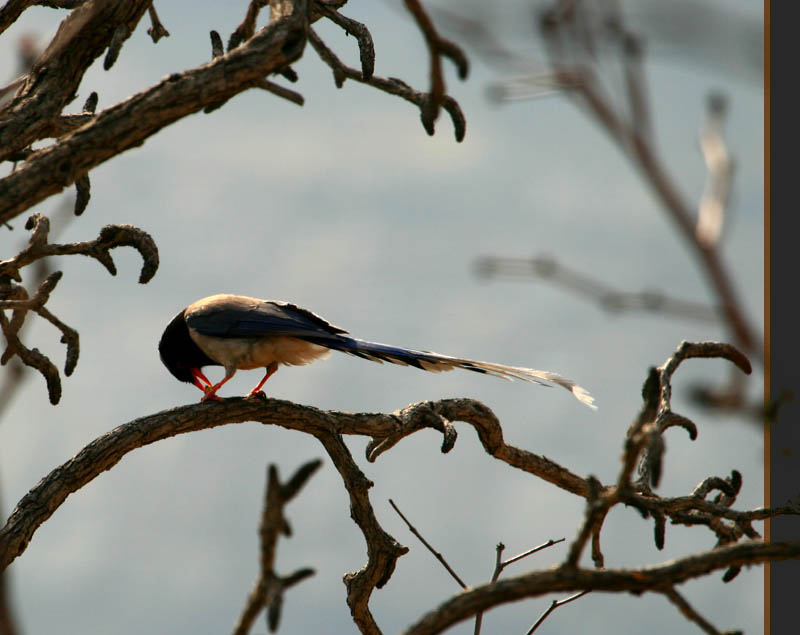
[312,336,596,409]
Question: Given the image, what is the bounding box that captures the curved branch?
[0,214,160,284]
[0,395,591,573]
[402,541,800,635]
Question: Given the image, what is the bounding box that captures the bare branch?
[209,29,224,58]
[631,341,751,489]
[255,78,304,106]
[0,0,310,223]
[661,586,739,635]
[228,0,269,51]
[146,3,169,43]
[103,22,132,70]
[232,460,320,635]
[526,590,590,634]
[564,476,607,568]
[475,254,720,323]
[0,214,159,284]
[309,28,466,142]
[402,0,469,131]
[389,498,468,589]
[536,2,760,360]
[474,539,564,634]
[73,174,90,215]
[317,5,374,79]
[402,541,800,635]
[0,277,63,405]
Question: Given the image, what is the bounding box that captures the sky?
[1,1,764,634]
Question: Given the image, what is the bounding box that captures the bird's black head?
[159,310,217,383]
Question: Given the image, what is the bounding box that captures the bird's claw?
[200,385,224,402]
[247,389,268,401]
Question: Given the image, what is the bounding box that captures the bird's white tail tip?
[572,385,598,410]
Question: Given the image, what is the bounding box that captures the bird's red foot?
[247,389,268,400]
[200,385,224,402]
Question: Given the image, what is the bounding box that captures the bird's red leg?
[201,373,233,402]
[247,362,279,396]
[190,368,212,390]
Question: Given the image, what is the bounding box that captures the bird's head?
[159,310,216,383]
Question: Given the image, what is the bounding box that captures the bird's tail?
[312,335,596,409]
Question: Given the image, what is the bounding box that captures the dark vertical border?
[764,0,770,631]
[767,0,800,633]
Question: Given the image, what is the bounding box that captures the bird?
[158,294,596,408]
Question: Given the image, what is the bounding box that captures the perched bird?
[159,294,596,408]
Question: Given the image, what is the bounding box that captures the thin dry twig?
[228,0,269,51]
[526,590,590,634]
[475,254,719,323]
[146,3,170,43]
[389,499,468,589]
[402,0,469,132]
[317,4,374,79]
[661,586,741,635]
[473,539,564,634]
[308,27,466,142]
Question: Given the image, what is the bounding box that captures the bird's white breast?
[189,330,331,372]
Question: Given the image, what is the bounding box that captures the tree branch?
[0,0,310,224]
[232,460,320,635]
[403,540,800,635]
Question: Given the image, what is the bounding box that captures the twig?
[228,0,269,51]
[402,0,468,132]
[564,476,607,568]
[232,460,320,635]
[0,214,159,284]
[475,255,719,323]
[473,539,564,634]
[661,586,739,635]
[255,78,304,106]
[103,22,131,71]
[309,27,466,142]
[526,590,590,634]
[389,499,468,589]
[317,5,374,79]
[402,540,800,635]
[146,3,170,43]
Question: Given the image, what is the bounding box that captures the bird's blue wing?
[185,297,348,340]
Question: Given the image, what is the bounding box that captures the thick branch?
[0,0,152,158]
[403,541,800,635]
[0,1,309,224]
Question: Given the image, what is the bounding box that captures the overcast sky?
[1,2,764,634]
